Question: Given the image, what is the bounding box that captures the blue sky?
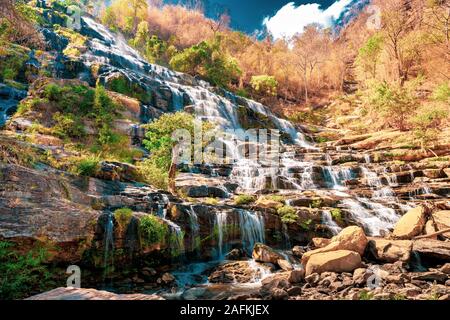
[165,0,358,38]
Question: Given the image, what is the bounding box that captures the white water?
[322,210,342,235]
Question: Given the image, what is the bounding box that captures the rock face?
[393,206,426,240]
[305,250,362,276]
[301,226,368,265]
[432,211,450,239]
[253,243,284,264]
[26,287,164,300]
[0,164,99,262]
[367,239,412,262]
[413,239,450,261]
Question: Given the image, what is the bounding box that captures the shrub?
[76,157,100,177]
[277,206,298,224]
[0,241,54,300]
[139,215,168,246]
[431,82,450,102]
[330,208,343,224]
[114,208,133,230]
[299,219,313,231]
[234,194,256,205]
[138,159,169,190]
[250,75,278,96]
[411,104,448,149]
[52,112,85,139]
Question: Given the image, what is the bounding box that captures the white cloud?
[262,0,353,40]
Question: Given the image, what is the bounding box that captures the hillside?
[0,0,449,302]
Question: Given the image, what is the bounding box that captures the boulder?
[301,226,368,265]
[413,239,450,261]
[225,248,245,261]
[259,273,291,299]
[305,250,362,276]
[432,211,450,239]
[366,239,412,263]
[252,243,284,264]
[393,206,426,239]
[26,287,164,300]
[288,269,305,284]
[254,198,283,210]
[312,238,331,248]
[440,263,450,274]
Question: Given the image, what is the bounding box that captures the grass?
[277,206,298,224]
[75,157,100,177]
[114,208,133,231]
[234,194,256,205]
[330,208,343,224]
[139,215,168,247]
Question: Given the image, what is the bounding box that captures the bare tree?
[293,25,329,105]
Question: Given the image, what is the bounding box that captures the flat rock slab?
[26,287,164,300]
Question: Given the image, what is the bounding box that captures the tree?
[382,0,424,85]
[357,33,384,80]
[293,25,329,105]
[130,0,148,34]
[250,75,278,96]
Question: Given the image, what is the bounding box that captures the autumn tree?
[292,25,330,105]
[130,0,148,34]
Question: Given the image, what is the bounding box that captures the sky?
[165,0,361,39]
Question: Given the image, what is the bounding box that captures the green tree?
[250,75,278,96]
[357,34,384,79]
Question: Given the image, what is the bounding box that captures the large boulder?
[252,243,284,264]
[393,206,426,239]
[301,226,368,265]
[432,211,450,239]
[305,250,362,276]
[26,287,164,300]
[413,239,450,261]
[366,239,412,263]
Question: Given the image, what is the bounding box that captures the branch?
[414,228,450,240]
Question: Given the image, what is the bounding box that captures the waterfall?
[103,212,115,279]
[188,206,200,253]
[214,211,228,259]
[322,210,342,235]
[162,218,185,258]
[238,210,265,255]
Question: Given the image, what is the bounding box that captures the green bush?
[52,112,85,139]
[311,199,323,208]
[139,215,168,246]
[0,241,54,300]
[431,82,450,102]
[411,103,448,149]
[114,208,133,229]
[330,208,343,224]
[76,157,100,176]
[234,194,256,205]
[277,206,298,224]
[250,75,278,96]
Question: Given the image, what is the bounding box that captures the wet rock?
[271,288,289,300]
[26,287,164,300]
[366,238,412,262]
[393,206,426,239]
[208,261,269,284]
[225,248,246,261]
[301,226,368,265]
[305,250,362,276]
[305,273,320,286]
[252,243,284,264]
[277,259,293,271]
[292,246,305,258]
[353,268,370,286]
[413,239,450,261]
[254,198,282,210]
[161,273,176,284]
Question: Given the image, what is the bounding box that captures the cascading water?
[188,206,200,254]
[322,210,342,235]
[238,210,265,255]
[103,212,115,281]
[214,211,228,259]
